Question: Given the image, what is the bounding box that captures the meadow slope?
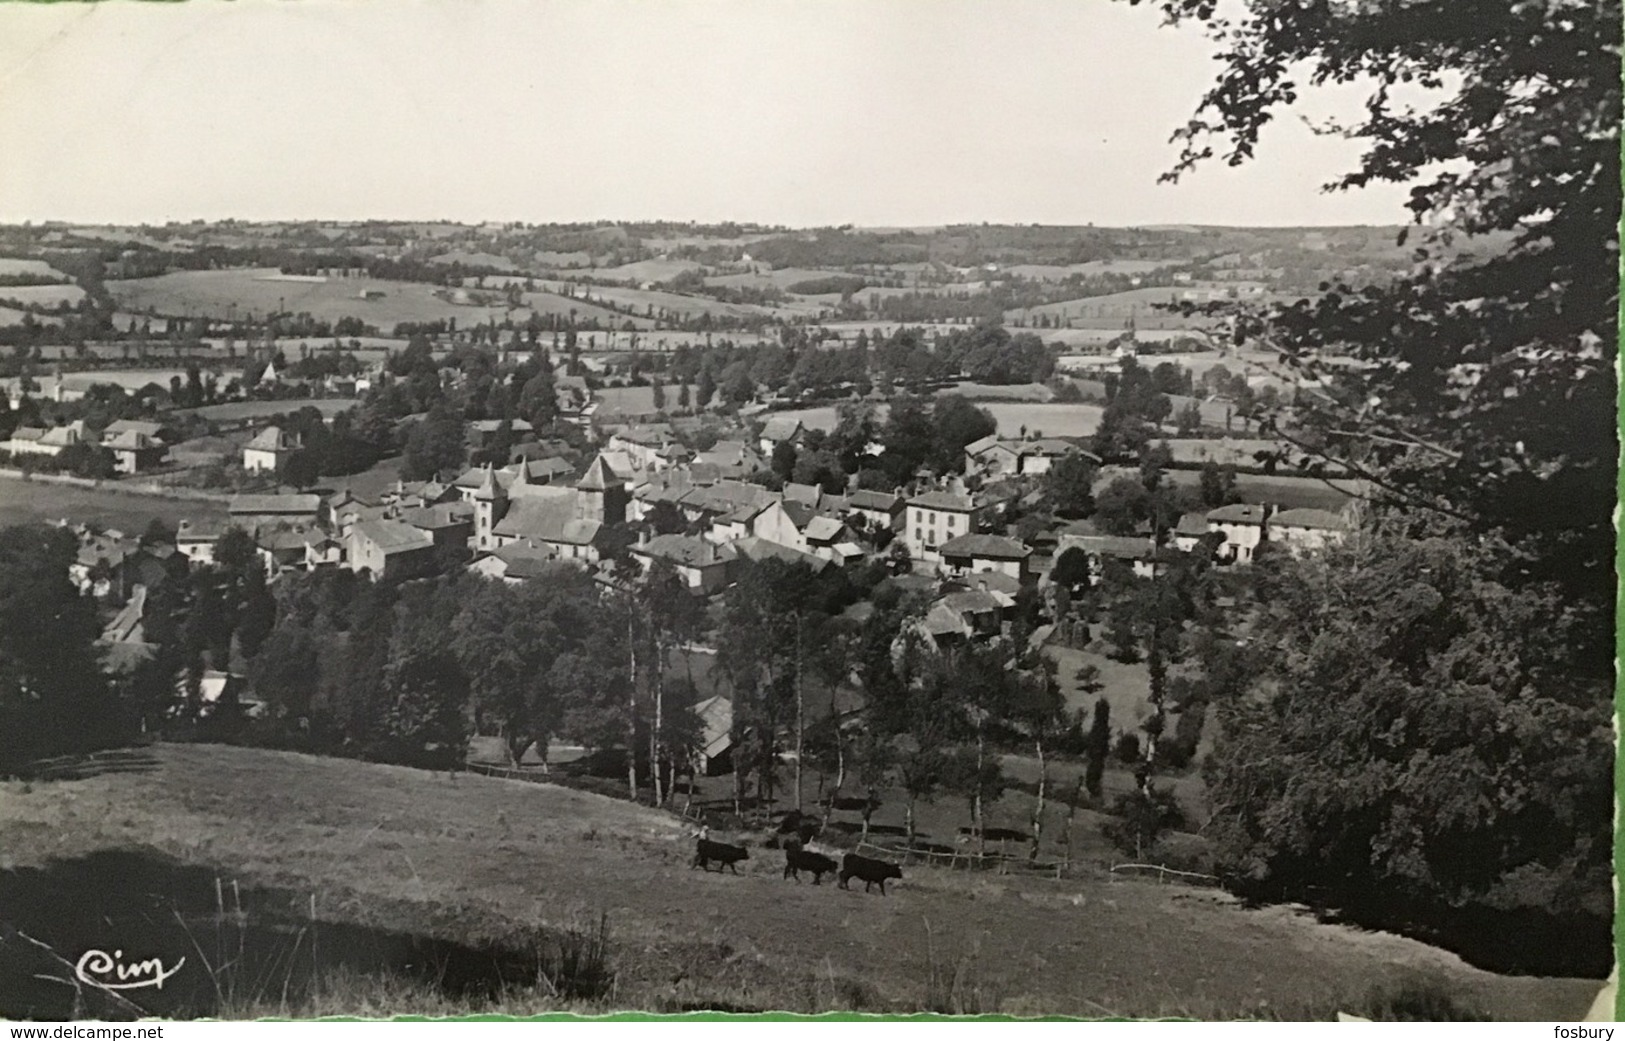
[0,744,1597,1020]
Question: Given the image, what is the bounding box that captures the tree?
[1042,452,1097,519]
[402,403,467,481]
[1202,530,1610,971]
[1198,461,1237,509]
[1134,0,1618,674]
[1050,547,1092,592]
[248,623,320,719]
[1174,399,1203,436]
[1083,696,1110,799]
[929,395,997,474]
[0,525,119,770]
[375,648,471,770]
[694,368,716,411]
[650,379,666,412]
[282,449,320,490]
[1092,476,1150,536]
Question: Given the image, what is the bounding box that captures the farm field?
[0,743,1595,1020]
[1092,465,1369,513]
[544,258,703,284]
[705,267,855,291]
[593,384,698,418]
[0,476,228,532]
[0,283,85,307]
[175,397,360,424]
[105,269,633,328]
[769,401,1104,440]
[1001,260,1175,281]
[540,281,787,322]
[0,306,61,327]
[0,258,71,280]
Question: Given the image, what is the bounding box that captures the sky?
[0,0,1415,228]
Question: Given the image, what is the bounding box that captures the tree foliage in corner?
[1131,0,1619,971]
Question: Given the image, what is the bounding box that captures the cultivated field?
[593,384,698,418]
[771,402,1105,439]
[174,398,360,424]
[0,477,228,532]
[0,306,61,327]
[0,258,71,280]
[0,283,85,307]
[105,269,632,328]
[0,744,1595,1020]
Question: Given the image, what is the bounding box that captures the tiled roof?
[245,426,295,452]
[908,489,977,512]
[1207,504,1268,525]
[846,489,904,512]
[636,533,728,568]
[353,519,434,554]
[802,516,847,543]
[938,533,1031,560]
[1271,507,1349,531]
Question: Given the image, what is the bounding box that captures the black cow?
[692,837,750,874]
[783,845,838,885]
[839,852,903,895]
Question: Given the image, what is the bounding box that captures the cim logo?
[74,949,186,991]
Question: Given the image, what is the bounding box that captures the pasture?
[0,744,1593,1019]
[0,476,228,532]
[0,258,71,280]
[105,269,631,328]
[0,283,85,307]
[0,306,61,327]
[540,281,787,322]
[769,401,1104,439]
[593,384,697,418]
[175,398,361,424]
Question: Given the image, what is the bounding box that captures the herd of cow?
[690,812,905,896]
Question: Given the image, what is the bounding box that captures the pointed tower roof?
[472,463,503,502]
[576,454,621,492]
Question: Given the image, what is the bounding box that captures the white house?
[1269,507,1351,554]
[242,426,299,473]
[1206,503,1269,563]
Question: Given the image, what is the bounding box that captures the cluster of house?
[1052,502,1352,582]
[0,418,171,474]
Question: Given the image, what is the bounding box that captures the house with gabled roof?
[629,531,734,594]
[1270,506,1351,554]
[242,425,299,474]
[347,518,437,581]
[104,429,168,474]
[843,488,906,532]
[937,533,1033,582]
[1207,503,1269,563]
[757,416,806,455]
[228,493,325,530]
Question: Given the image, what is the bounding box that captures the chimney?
[638,528,650,548]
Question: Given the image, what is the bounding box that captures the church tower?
[575,454,627,526]
[471,463,507,552]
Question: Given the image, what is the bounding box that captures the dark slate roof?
[938,533,1032,560]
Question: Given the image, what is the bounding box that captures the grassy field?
[105,269,632,328]
[0,283,86,307]
[0,476,228,532]
[540,281,787,322]
[0,744,1595,1019]
[771,402,1104,439]
[0,258,71,280]
[593,384,698,417]
[175,398,361,424]
[0,306,61,327]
